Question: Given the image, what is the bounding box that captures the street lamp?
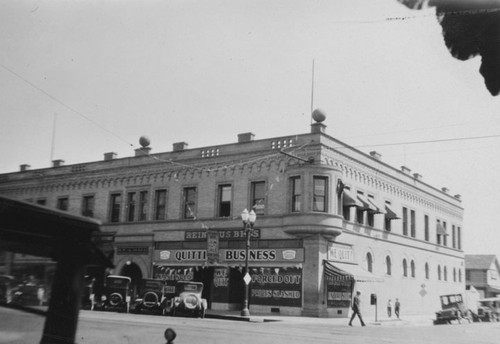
[241,208,256,317]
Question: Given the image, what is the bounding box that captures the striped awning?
[324,260,384,282]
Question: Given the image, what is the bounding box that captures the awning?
[385,203,400,220]
[436,223,448,236]
[356,194,377,212]
[324,260,384,282]
[368,198,386,214]
[342,189,362,207]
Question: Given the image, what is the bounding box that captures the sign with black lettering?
[250,267,302,307]
[212,267,230,302]
[185,229,260,241]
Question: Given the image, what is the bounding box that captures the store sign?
[185,229,260,241]
[250,267,302,307]
[116,246,149,255]
[207,231,219,264]
[155,248,304,264]
[327,243,354,263]
[326,279,352,308]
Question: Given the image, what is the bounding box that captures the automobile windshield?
[177,283,202,294]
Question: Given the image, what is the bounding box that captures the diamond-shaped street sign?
[243,272,251,285]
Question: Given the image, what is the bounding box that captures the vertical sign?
[207,230,219,264]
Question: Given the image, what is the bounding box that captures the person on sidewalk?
[395,298,401,319]
[387,299,392,318]
[349,291,366,326]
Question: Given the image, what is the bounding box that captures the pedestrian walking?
[395,298,401,319]
[387,299,392,318]
[349,291,366,326]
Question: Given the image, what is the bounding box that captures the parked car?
[434,294,471,325]
[0,275,20,304]
[132,278,168,315]
[476,297,500,322]
[98,275,133,313]
[170,281,207,318]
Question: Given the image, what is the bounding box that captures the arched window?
[438,265,442,280]
[403,259,408,277]
[425,263,429,279]
[444,266,448,281]
[366,252,373,273]
[411,260,416,278]
[386,256,392,276]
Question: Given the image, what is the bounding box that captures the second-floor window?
[57,197,69,211]
[251,181,266,215]
[110,193,122,223]
[410,210,416,238]
[218,184,232,217]
[183,187,197,219]
[402,207,408,236]
[127,192,136,222]
[82,195,95,217]
[154,189,167,221]
[139,191,148,221]
[312,177,327,212]
[424,215,429,241]
[290,176,301,212]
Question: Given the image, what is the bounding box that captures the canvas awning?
[368,198,386,214]
[324,260,384,282]
[436,223,449,236]
[385,203,400,220]
[342,189,362,207]
[356,194,377,212]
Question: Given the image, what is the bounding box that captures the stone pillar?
[301,234,329,317]
[41,250,86,344]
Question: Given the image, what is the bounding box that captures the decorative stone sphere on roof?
[312,108,326,123]
[139,135,151,148]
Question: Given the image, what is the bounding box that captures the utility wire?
[0,63,134,148]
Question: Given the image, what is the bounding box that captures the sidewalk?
[205,309,434,326]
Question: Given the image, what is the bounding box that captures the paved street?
[2,307,500,344]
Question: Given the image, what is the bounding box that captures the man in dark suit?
[349,290,366,326]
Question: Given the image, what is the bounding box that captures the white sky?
[1,0,499,258]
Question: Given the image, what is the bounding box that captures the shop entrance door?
[194,267,214,309]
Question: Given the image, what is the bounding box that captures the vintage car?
[98,275,133,313]
[0,275,20,304]
[170,281,207,318]
[434,293,471,325]
[132,278,168,315]
[475,297,500,322]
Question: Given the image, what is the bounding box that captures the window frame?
[312,176,328,212]
[57,196,69,211]
[218,184,232,218]
[183,187,197,219]
[109,193,122,223]
[154,189,167,221]
[251,180,266,215]
[290,176,302,213]
[81,194,95,218]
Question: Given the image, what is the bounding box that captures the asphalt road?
[2,307,500,344]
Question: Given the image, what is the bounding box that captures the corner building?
[0,117,464,318]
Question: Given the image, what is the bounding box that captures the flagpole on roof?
[310,59,315,124]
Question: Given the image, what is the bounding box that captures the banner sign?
[152,265,195,295]
[185,229,260,241]
[250,267,302,307]
[326,278,352,308]
[154,248,304,264]
[207,231,219,264]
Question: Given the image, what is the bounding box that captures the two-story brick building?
[0,113,465,318]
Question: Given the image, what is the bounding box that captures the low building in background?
[465,254,500,298]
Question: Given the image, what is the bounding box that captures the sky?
[1,0,499,258]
